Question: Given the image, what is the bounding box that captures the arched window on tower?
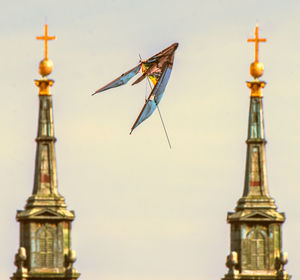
[37,224,55,267]
[31,223,63,269]
[246,227,266,270]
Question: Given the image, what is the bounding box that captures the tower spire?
[222,26,290,280]
[26,24,63,208]
[238,25,271,209]
[11,25,79,280]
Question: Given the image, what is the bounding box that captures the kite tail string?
[145,75,148,101]
[155,102,172,149]
[146,77,172,149]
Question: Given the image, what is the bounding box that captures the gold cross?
[247,25,267,62]
[36,24,56,60]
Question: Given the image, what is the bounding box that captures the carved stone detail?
[14,247,28,276]
[276,252,289,279]
[65,249,78,276]
[225,251,239,278]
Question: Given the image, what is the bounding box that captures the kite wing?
[130,66,173,134]
[92,64,141,95]
[130,43,178,134]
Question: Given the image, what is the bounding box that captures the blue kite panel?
[153,67,172,104]
[130,99,157,133]
[93,64,141,95]
[130,66,172,133]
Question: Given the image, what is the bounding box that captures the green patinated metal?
[11,88,80,280]
[222,85,291,280]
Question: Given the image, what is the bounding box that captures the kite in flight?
[93,43,179,140]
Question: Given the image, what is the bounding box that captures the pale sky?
[0,1,299,280]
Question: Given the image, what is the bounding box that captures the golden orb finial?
[39,58,53,77]
[250,61,264,79]
[35,24,56,95]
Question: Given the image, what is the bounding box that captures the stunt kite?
[93,43,179,140]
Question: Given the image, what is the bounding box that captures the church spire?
[236,25,275,210]
[11,25,79,280]
[222,25,290,280]
[24,24,65,208]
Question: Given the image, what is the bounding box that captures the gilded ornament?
[39,58,53,77]
[250,61,264,78]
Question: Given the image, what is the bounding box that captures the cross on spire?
[247,25,267,62]
[36,24,56,60]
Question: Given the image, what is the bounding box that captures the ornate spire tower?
[11,25,80,280]
[222,26,291,280]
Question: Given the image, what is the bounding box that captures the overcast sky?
[0,1,299,280]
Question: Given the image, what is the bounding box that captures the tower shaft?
[237,82,276,210]
[26,93,65,208]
